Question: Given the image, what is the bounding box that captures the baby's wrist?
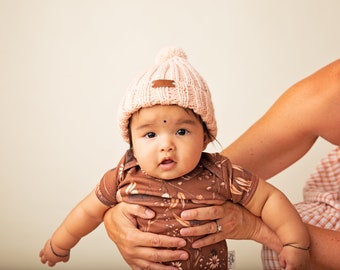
[49,239,70,257]
[282,243,311,251]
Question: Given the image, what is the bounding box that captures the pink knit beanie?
[118,46,217,143]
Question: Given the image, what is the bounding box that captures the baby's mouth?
[161,158,174,164]
[159,158,176,170]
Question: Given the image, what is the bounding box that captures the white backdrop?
[1,1,339,269]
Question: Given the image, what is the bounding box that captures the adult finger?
[124,247,188,270]
[126,230,187,249]
[118,202,155,221]
[180,220,219,237]
[130,258,180,270]
[190,230,226,249]
[181,204,226,221]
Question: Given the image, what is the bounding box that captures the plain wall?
[1,1,339,269]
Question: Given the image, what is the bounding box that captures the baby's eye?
[144,132,156,138]
[176,129,188,136]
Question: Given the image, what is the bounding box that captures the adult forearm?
[255,222,340,270]
[308,224,340,270]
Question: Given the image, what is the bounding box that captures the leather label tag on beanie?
[152,79,175,88]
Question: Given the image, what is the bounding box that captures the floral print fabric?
[96,150,259,269]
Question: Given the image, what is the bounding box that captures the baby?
[40,47,310,269]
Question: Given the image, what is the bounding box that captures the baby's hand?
[279,244,310,270]
[39,239,70,267]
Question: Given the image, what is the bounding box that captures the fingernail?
[181,211,188,219]
[192,242,198,248]
[178,239,186,247]
[180,228,189,236]
[179,253,189,260]
[145,209,154,217]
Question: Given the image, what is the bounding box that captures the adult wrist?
[252,219,282,253]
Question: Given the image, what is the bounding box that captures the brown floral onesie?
[96,150,259,270]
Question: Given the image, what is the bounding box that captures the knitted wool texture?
[118,46,217,143]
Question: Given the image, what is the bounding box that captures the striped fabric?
[262,147,340,269]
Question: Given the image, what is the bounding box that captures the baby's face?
[129,105,207,180]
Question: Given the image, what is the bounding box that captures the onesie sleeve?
[95,168,119,207]
[95,150,138,206]
[201,153,260,205]
[229,163,259,206]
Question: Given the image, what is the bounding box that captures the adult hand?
[103,202,189,270]
[180,201,281,253]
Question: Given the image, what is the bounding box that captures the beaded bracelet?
[283,243,311,251]
[50,240,70,257]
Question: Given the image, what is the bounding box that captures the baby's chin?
[146,170,188,180]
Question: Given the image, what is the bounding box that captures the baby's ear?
[202,134,210,150]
